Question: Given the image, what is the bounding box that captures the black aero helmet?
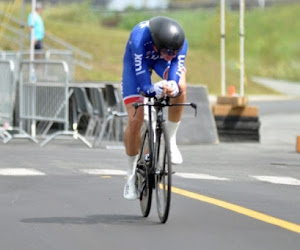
[149,16,185,53]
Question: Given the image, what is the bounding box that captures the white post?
[30,0,36,61]
[258,0,265,10]
[220,0,226,96]
[240,0,245,97]
[19,0,25,52]
[30,0,36,137]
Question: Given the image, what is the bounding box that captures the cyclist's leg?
[167,71,187,164]
[154,63,187,164]
[168,70,187,122]
[124,103,144,156]
[122,56,144,199]
[123,103,144,200]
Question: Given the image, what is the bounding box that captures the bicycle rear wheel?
[155,122,172,223]
[136,127,153,217]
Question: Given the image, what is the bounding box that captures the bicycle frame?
[134,96,197,178]
[133,95,197,223]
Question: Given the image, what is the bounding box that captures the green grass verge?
[1,2,299,95]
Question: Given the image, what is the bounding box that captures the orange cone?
[228,85,236,96]
[296,136,300,153]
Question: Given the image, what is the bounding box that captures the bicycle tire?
[136,127,153,217]
[155,121,172,223]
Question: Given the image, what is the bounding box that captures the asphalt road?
[0,98,300,250]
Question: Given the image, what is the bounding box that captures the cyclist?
[122,16,188,200]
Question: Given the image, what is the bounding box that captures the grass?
[1,2,300,95]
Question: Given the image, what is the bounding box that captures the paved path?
[252,76,300,97]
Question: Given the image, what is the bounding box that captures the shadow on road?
[20,214,159,226]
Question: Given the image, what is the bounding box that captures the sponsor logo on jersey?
[134,53,145,75]
[176,55,185,77]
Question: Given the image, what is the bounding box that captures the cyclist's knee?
[174,84,186,103]
[127,118,143,133]
[125,103,144,131]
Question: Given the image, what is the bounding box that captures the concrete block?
[177,85,219,145]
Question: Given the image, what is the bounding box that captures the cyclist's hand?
[153,80,167,99]
[166,80,179,97]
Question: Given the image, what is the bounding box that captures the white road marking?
[4,167,296,188]
[250,175,300,185]
[0,168,45,176]
[80,169,127,176]
[175,172,229,181]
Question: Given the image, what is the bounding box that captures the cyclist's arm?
[167,39,188,84]
[129,26,156,97]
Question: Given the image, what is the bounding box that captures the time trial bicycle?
[133,96,197,223]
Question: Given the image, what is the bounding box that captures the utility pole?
[240,0,245,96]
[220,0,226,96]
[19,0,25,52]
[258,0,265,10]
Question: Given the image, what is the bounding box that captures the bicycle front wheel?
[155,122,172,223]
[136,127,153,217]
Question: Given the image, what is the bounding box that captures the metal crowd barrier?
[19,60,91,147]
[0,51,20,82]
[0,50,75,82]
[0,60,15,142]
[20,50,75,81]
[0,60,15,126]
[0,59,37,143]
[46,50,75,81]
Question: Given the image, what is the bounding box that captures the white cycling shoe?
[167,121,183,165]
[123,175,138,200]
[170,143,183,165]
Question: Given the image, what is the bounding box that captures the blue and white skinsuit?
[121,20,188,105]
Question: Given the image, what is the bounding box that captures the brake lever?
[190,103,197,117]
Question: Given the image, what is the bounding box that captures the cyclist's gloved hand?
[167,80,179,97]
[153,80,167,99]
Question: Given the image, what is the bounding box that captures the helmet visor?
[160,48,179,56]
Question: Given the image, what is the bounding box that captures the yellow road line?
[172,186,300,234]
[100,176,112,179]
